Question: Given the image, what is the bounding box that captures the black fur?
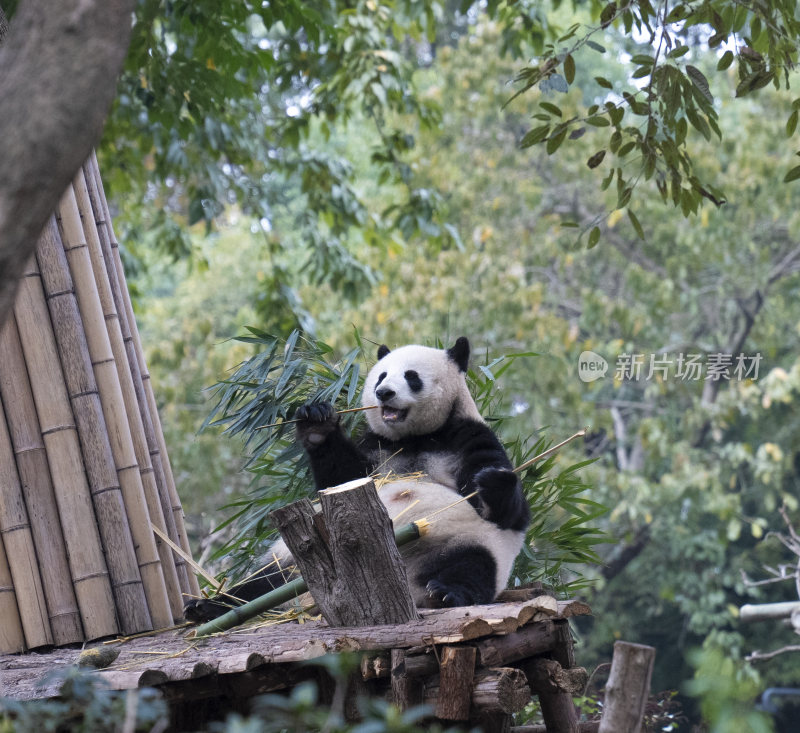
[418,543,497,607]
[183,566,289,623]
[404,370,423,392]
[446,337,470,372]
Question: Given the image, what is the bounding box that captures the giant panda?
[184,337,530,623]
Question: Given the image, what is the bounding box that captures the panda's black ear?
[377,344,391,360]
[447,337,470,372]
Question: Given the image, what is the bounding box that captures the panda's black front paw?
[183,598,231,624]
[295,401,339,448]
[475,467,518,501]
[424,579,470,608]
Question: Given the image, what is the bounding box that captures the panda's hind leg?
[415,543,497,608]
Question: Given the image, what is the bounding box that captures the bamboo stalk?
[85,154,199,598]
[68,174,184,620]
[513,429,588,474]
[80,163,191,599]
[57,185,177,627]
[12,257,118,640]
[256,405,380,430]
[0,530,25,654]
[36,217,153,635]
[0,314,84,645]
[0,393,52,648]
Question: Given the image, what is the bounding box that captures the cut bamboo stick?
[36,217,153,635]
[0,395,52,648]
[86,154,198,597]
[81,161,192,598]
[66,175,184,621]
[13,257,118,640]
[0,315,84,645]
[57,184,181,625]
[0,530,25,654]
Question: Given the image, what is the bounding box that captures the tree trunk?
[0,0,135,328]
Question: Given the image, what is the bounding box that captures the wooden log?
[0,530,25,653]
[476,619,558,667]
[532,620,579,733]
[524,658,588,697]
[597,641,655,733]
[317,478,419,625]
[361,653,391,680]
[13,258,118,640]
[390,649,424,710]
[0,315,84,645]
[0,393,52,648]
[36,217,152,635]
[60,179,183,622]
[56,187,173,629]
[83,157,197,597]
[424,667,530,715]
[435,646,477,721]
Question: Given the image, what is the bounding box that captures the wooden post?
[597,641,655,733]
[390,649,424,710]
[273,477,418,627]
[436,646,477,720]
[527,619,579,733]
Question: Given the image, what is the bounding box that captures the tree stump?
[272,477,418,627]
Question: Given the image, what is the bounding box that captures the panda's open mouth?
[381,406,409,423]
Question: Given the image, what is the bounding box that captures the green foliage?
[512,0,800,244]
[686,643,774,733]
[0,668,167,733]
[201,330,605,594]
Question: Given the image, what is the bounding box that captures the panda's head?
[362,337,483,439]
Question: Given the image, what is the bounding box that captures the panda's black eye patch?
[376,372,387,386]
[404,370,423,392]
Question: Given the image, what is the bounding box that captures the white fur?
[266,478,524,606]
[362,345,483,440]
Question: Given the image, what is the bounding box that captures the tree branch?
[0,0,135,327]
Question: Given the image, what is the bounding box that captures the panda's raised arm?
[450,419,531,532]
[295,402,372,490]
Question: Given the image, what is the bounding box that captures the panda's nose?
[376,386,396,403]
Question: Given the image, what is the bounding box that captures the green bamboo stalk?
[192,520,426,638]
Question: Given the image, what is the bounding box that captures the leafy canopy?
[104,0,800,274]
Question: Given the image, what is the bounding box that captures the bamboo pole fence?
[0,155,197,652]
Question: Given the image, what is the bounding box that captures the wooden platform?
[0,595,589,731]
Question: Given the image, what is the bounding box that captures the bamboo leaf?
[564,53,575,85]
[784,165,800,183]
